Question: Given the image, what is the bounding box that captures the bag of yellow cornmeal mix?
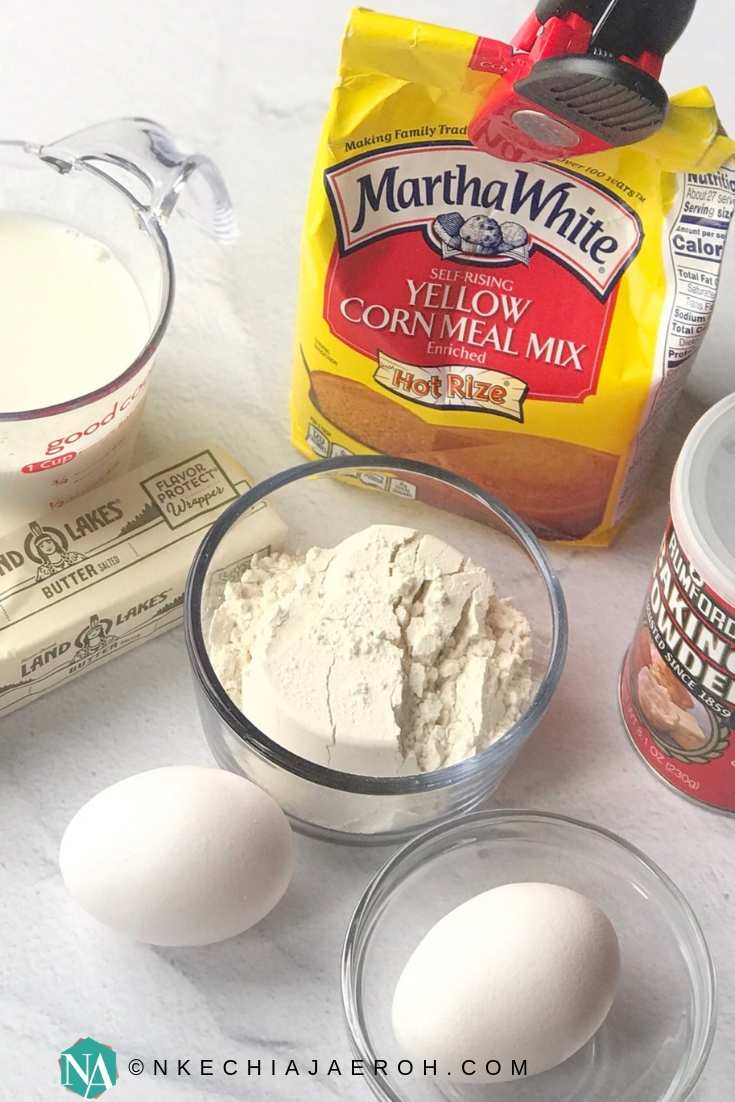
[291,8,734,544]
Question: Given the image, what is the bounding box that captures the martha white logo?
[325,143,642,297]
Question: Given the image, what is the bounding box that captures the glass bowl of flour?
[185,457,567,843]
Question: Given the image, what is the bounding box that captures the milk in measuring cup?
[0,212,149,412]
[0,212,152,527]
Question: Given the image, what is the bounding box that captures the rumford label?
[322,143,641,413]
[0,445,286,720]
[621,519,735,813]
[647,526,735,717]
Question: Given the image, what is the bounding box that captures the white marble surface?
[1,1,733,1098]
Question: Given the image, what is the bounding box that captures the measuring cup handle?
[39,117,237,241]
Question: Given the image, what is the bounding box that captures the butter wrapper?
[0,444,285,719]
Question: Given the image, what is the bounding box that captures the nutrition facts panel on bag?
[664,164,735,369]
[614,163,735,522]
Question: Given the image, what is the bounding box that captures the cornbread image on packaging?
[433,212,464,251]
[628,613,710,760]
[637,666,679,731]
[291,8,735,544]
[308,370,618,539]
[650,645,694,712]
[635,661,707,752]
[459,214,504,255]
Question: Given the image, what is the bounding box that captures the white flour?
[208,524,532,776]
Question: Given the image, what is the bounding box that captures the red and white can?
[620,393,735,813]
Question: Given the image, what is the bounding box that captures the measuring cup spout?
[39,117,237,241]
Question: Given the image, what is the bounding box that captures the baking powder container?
[620,394,735,813]
[0,118,234,528]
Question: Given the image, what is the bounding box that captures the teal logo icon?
[59,1037,118,1098]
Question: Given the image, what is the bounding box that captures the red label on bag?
[323,144,639,420]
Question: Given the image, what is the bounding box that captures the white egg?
[59,766,294,946]
[392,882,620,1083]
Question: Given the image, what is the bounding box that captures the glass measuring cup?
[0,117,235,528]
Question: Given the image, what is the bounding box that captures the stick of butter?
[0,444,285,719]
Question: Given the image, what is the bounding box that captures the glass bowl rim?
[184,455,568,797]
[340,808,718,1102]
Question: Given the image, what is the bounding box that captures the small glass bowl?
[342,810,716,1102]
[184,457,567,844]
